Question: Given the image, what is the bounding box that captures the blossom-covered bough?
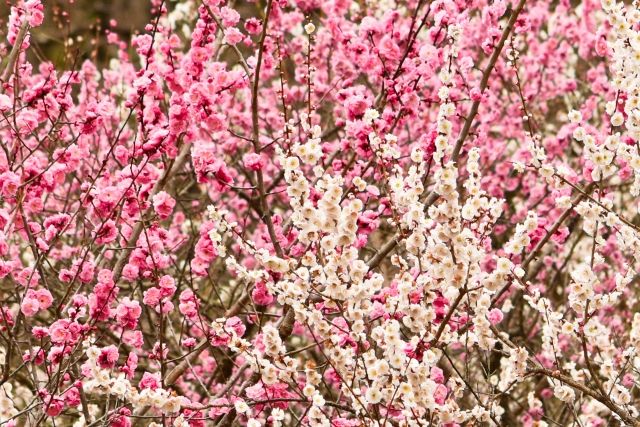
[1,0,640,425]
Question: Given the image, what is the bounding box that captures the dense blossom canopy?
[0,0,640,425]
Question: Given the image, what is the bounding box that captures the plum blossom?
[1,0,640,426]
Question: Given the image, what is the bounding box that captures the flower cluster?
[3,0,640,425]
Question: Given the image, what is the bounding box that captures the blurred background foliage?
[0,0,152,69]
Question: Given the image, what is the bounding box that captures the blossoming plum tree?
[0,0,640,425]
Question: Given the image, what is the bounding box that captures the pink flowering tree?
[0,0,640,425]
